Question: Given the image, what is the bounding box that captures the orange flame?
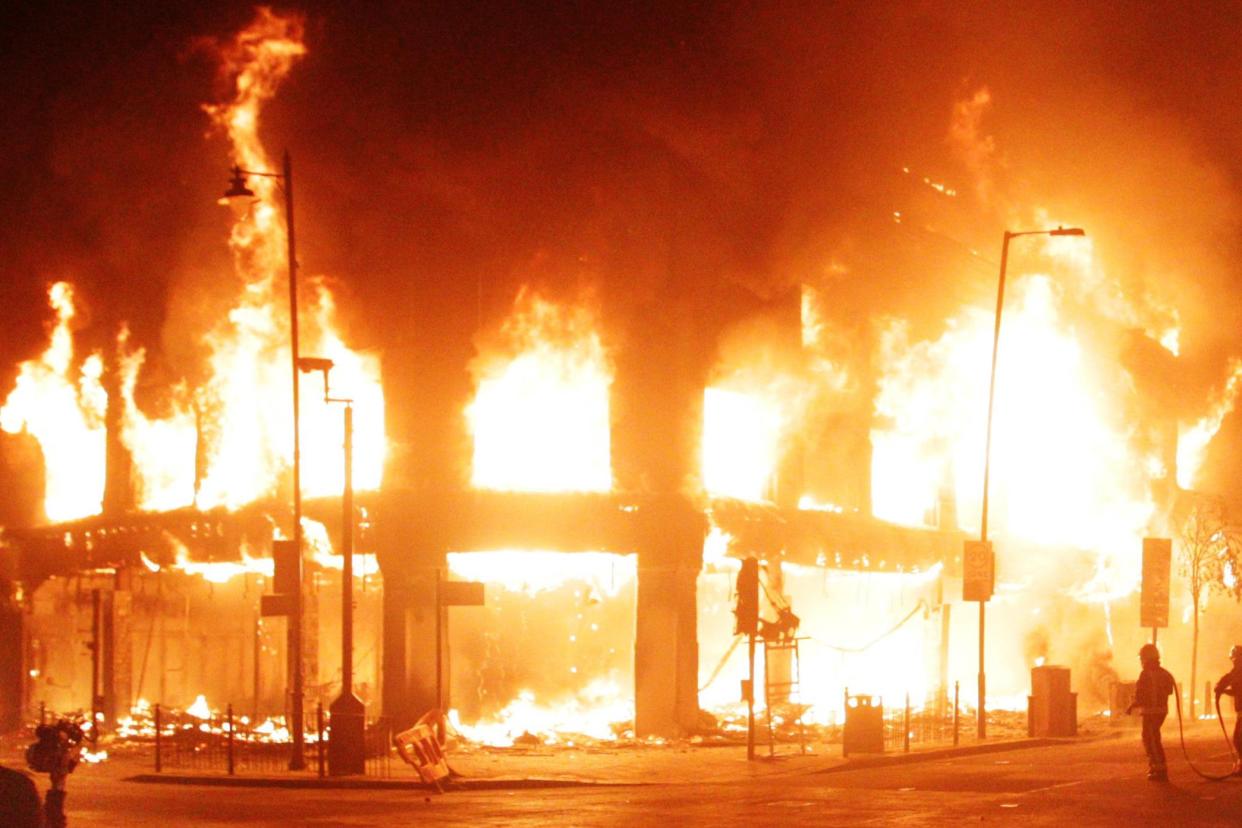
[1177,358,1242,489]
[127,7,384,511]
[467,290,612,492]
[0,283,106,521]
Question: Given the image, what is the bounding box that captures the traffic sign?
[963,540,994,602]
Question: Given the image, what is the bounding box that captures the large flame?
[467,290,612,492]
[701,388,785,501]
[1177,359,1242,489]
[0,283,106,521]
[447,550,636,745]
[191,8,384,509]
[3,9,386,521]
[871,241,1159,599]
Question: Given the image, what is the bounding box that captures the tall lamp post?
[221,151,307,770]
[298,357,365,775]
[977,225,1085,739]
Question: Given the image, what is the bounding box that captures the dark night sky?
[3,1,1242,497]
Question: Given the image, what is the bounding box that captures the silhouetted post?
[904,692,910,753]
[154,704,162,772]
[317,702,325,778]
[953,682,959,747]
[226,704,235,775]
[979,226,1085,740]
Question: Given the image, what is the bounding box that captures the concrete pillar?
[0,587,25,730]
[100,587,133,724]
[634,497,704,737]
[380,563,443,730]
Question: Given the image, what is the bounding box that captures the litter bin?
[1028,665,1077,737]
[843,693,884,755]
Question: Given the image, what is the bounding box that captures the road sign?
[260,592,295,617]
[438,580,485,606]
[273,539,301,595]
[963,540,994,602]
[1141,537,1172,629]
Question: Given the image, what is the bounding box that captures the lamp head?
[1049,226,1085,237]
[219,166,256,214]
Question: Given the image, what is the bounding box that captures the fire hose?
[1172,685,1238,782]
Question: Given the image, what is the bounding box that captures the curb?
[125,733,1127,790]
[126,773,631,791]
[810,732,1125,775]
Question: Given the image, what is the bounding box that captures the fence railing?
[139,702,395,777]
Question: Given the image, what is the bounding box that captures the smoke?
[947,86,1001,206]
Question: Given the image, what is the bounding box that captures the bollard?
[317,702,325,778]
[953,681,960,747]
[904,692,911,753]
[155,704,162,773]
[842,687,849,758]
[227,704,235,775]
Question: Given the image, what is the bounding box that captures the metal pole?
[746,634,756,760]
[227,703,235,775]
[155,703,162,772]
[253,614,261,722]
[327,394,364,775]
[316,702,325,778]
[903,691,911,753]
[435,568,443,710]
[91,588,101,737]
[977,230,1012,741]
[953,681,960,746]
[342,403,354,697]
[284,149,306,771]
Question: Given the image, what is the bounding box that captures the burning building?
[3,5,1242,749]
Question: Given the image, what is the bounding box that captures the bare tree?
[1177,495,1242,717]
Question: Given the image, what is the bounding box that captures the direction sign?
[1141,537,1171,629]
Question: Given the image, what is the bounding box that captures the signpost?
[1141,537,1171,643]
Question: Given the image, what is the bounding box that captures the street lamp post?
[298,357,365,775]
[977,225,1084,740]
[221,151,306,770]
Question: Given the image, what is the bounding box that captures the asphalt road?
[38,730,1242,826]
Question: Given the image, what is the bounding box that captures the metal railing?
[145,702,394,777]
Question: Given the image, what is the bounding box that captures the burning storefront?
[3,6,1242,756]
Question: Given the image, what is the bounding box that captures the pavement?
[9,720,1242,826]
[119,729,1113,790]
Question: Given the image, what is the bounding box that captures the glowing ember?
[467,289,612,492]
[186,694,212,719]
[0,283,106,521]
[448,682,632,746]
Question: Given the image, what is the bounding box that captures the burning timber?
[1,488,961,738]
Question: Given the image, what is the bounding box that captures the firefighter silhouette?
[1127,643,1175,781]
[1213,644,1242,774]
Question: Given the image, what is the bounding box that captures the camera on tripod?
[26,719,85,777]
